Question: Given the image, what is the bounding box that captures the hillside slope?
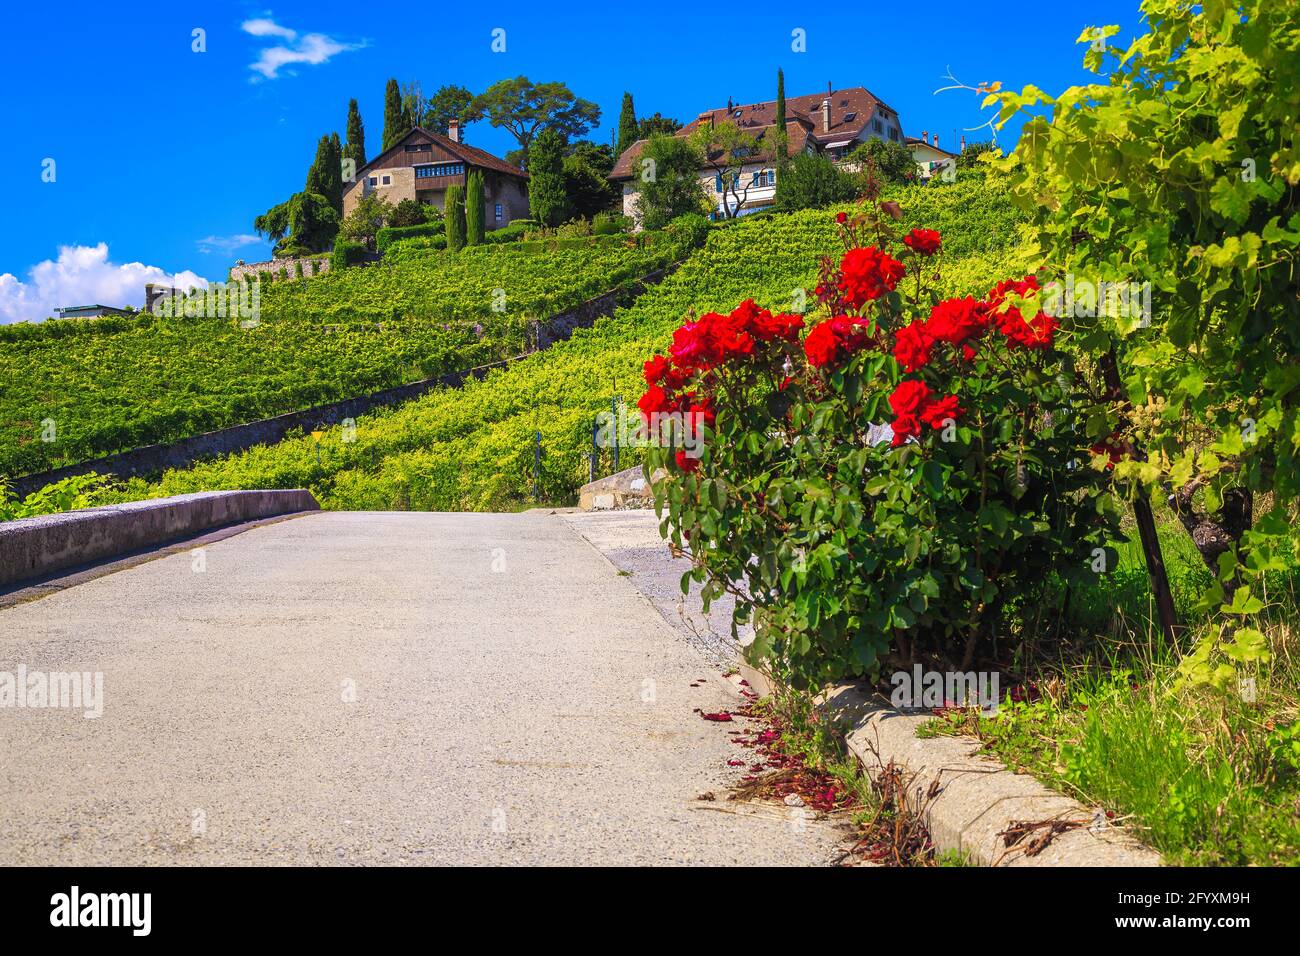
[101,177,1027,513]
[0,235,682,480]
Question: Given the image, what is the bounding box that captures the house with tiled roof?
[342,123,530,229]
[906,131,962,181]
[610,85,906,222]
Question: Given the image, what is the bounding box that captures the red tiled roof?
[355,127,528,181]
[610,86,898,180]
[905,136,960,158]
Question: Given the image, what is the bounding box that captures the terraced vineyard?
[93,177,1026,512]
[0,234,684,479]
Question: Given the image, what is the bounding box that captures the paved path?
[0,511,844,865]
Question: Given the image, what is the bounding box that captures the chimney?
[827,81,832,95]
[921,129,927,143]
[960,134,966,151]
[448,118,460,143]
[932,133,938,147]
[821,98,831,133]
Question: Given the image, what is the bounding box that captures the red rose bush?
[643,194,1120,688]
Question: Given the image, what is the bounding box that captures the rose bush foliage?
[644,202,1121,688]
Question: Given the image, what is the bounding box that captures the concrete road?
[0,511,844,866]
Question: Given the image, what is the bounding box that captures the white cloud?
[196,234,265,255]
[0,244,210,325]
[240,17,297,40]
[241,16,361,80]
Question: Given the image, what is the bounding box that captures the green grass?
[923,514,1300,865]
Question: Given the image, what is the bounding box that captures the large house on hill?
[610,85,906,221]
[343,123,530,229]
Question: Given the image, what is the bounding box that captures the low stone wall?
[10,262,680,498]
[228,257,330,284]
[0,490,319,588]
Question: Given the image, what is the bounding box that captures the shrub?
[774,152,856,211]
[466,171,486,246]
[664,213,710,250]
[330,239,368,271]
[377,223,444,254]
[643,193,1120,688]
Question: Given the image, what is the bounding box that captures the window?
[495,203,503,222]
[750,169,774,187]
[404,143,432,152]
[873,118,883,134]
[414,162,465,179]
[381,175,391,185]
[368,176,377,186]
[889,127,900,142]
[844,111,857,123]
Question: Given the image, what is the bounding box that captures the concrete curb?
[731,663,1161,866]
[0,490,319,588]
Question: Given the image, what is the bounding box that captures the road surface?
[0,511,843,866]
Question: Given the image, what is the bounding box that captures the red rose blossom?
[902,228,942,256]
[804,316,873,370]
[837,247,904,310]
[675,450,700,473]
[893,320,933,373]
[926,297,988,346]
[643,354,671,385]
[888,379,932,417]
[920,394,963,429]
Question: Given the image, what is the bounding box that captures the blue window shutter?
[715,173,723,193]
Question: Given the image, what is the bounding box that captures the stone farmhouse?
[342,122,530,228]
[610,85,907,222]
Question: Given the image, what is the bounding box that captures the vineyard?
[0,234,684,479]
[90,177,1026,512]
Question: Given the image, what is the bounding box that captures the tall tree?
[382,78,410,150]
[305,135,331,197]
[465,171,486,245]
[401,80,426,127]
[426,84,475,138]
[616,92,638,157]
[324,133,344,213]
[468,76,600,170]
[527,127,571,226]
[690,120,763,219]
[343,98,366,169]
[444,185,467,251]
[773,69,789,169]
[637,113,682,139]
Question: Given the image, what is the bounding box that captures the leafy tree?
[466,170,486,245]
[255,192,340,255]
[773,69,788,168]
[343,98,366,169]
[616,92,638,157]
[848,137,917,185]
[468,76,600,169]
[444,184,467,251]
[390,198,435,228]
[382,78,410,150]
[426,84,475,138]
[773,151,856,211]
[338,192,394,250]
[634,133,710,230]
[528,127,571,226]
[689,120,765,219]
[637,113,682,139]
[563,148,619,220]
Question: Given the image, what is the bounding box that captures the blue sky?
[0,0,1148,323]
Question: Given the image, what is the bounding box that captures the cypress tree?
[615,92,638,157]
[527,128,571,227]
[445,185,467,251]
[465,171,485,245]
[324,132,344,213]
[382,78,410,150]
[305,135,330,196]
[344,98,366,168]
[774,69,789,169]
